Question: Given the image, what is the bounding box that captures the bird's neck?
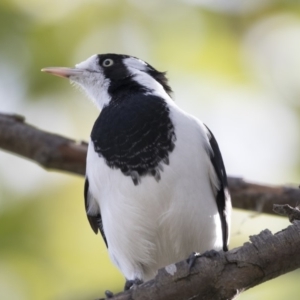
[108,76,151,102]
[107,70,172,107]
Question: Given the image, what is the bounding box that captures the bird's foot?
[124,278,143,291]
[187,249,220,271]
[105,290,114,298]
[187,251,201,271]
[104,277,143,298]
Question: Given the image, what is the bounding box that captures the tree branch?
[0,113,87,175]
[273,204,300,222]
[97,220,300,300]
[1,112,299,216]
[228,177,300,215]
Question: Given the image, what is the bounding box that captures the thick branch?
[228,177,300,215]
[1,113,299,216]
[97,221,300,300]
[0,113,87,175]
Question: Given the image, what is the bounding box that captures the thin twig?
[273,204,300,222]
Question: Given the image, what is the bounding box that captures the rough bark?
[1,112,299,216]
[228,177,300,215]
[273,204,300,222]
[0,113,87,175]
[98,220,300,300]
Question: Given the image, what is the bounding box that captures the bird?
[42,53,231,290]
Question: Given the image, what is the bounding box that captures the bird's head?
[42,54,172,109]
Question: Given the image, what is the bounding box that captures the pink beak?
[41,67,83,78]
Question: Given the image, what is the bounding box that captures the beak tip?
[40,67,81,78]
[41,68,53,74]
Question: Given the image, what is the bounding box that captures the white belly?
[86,110,223,281]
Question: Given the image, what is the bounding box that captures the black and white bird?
[42,54,231,288]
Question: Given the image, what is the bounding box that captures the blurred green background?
[0,0,300,299]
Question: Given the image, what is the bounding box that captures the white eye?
[102,59,114,67]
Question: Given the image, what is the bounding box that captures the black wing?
[84,178,108,247]
[205,125,231,251]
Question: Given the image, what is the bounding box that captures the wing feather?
[204,125,231,251]
[84,178,108,247]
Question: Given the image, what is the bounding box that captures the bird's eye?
[102,59,114,67]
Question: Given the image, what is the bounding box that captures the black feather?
[84,178,108,247]
[91,94,176,185]
[205,125,230,251]
[97,53,173,97]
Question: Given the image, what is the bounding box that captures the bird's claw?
[124,278,143,290]
[187,251,201,270]
[105,290,114,298]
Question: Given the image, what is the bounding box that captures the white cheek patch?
[70,67,111,110]
[80,73,111,109]
[71,54,113,109]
